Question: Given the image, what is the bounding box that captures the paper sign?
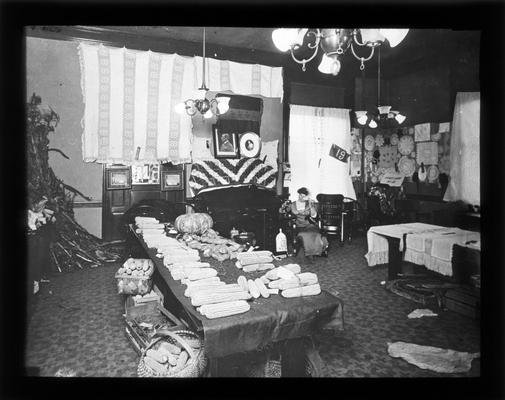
[380,173,405,187]
[329,143,350,163]
[414,123,431,142]
[416,141,438,165]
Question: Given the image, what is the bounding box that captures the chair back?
[316,194,344,215]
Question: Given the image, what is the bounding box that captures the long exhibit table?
[129,225,344,376]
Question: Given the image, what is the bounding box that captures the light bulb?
[379,29,409,48]
[175,102,186,114]
[395,113,406,124]
[369,119,378,128]
[203,109,213,119]
[272,28,307,52]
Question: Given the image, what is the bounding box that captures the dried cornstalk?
[27,93,122,272]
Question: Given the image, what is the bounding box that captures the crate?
[443,286,480,319]
[125,293,161,320]
[123,300,188,355]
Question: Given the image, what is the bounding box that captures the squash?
[174,213,213,235]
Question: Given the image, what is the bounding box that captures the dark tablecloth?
[131,226,344,358]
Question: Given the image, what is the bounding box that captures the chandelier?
[271,28,409,76]
[175,27,230,118]
[354,48,406,128]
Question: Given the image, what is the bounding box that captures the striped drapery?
[78,43,283,165]
[189,159,277,193]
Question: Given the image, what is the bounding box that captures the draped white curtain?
[288,105,356,201]
[443,92,480,205]
[78,42,283,165]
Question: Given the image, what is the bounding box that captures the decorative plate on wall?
[427,165,440,182]
[398,156,416,176]
[239,132,261,158]
[364,135,375,151]
[375,134,384,147]
[390,133,399,146]
[398,135,414,155]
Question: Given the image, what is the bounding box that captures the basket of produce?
[137,330,207,378]
[116,258,154,295]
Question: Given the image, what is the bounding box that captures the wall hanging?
[239,132,261,158]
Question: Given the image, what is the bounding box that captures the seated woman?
[290,187,328,259]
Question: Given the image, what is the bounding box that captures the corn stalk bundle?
[27,93,122,272]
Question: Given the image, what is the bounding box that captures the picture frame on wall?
[212,125,239,159]
[161,170,184,191]
[106,167,132,190]
[131,163,160,185]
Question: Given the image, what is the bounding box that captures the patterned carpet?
[24,236,480,377]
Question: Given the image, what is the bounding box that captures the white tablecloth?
[404,228,480,276]
[365,223,445,267]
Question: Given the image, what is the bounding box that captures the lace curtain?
[78,43,283,165]
[288,105,356,201]
[443,92,480,205]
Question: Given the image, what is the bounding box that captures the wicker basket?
[115,273,153,295]
[137,330,207,378]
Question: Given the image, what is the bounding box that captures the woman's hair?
[297,187,309,196]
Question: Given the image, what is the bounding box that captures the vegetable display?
[174,213,213,235]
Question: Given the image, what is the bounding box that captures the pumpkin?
[174,213,214,235]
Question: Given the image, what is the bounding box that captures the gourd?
[174,213,213,235]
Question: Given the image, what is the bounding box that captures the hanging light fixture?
[175,27,230,118]
[354,47,406,129]
[271,28,409,76]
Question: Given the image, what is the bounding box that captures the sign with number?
[329,144,350,163]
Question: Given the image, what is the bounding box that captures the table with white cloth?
[404,228,480,277]
[365,223,479,280]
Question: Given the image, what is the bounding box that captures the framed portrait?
[131,163,160,185]
[212,125,239,159]
[161,170,184,191]
[106,167,131,190]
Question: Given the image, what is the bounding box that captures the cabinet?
[102,164,186,241]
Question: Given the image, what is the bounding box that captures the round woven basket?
[137,330,207,378]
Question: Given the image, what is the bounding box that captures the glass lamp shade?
[359,29,386,47]
[395,113,406,124]
[174,102,186,115]
[378,105,392,115]
[355,111,368,125]
[368,119,378,128]
[318,53,341,75]
[379,29,409,48]
[272,28,308,52]
[216,96,230,114]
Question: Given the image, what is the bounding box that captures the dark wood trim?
[73,201,102,208]
[25,25,285,68]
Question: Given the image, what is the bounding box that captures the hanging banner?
[329,143,350,163]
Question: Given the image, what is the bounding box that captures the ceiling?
[29,25,480,83]
[107,26,279,52]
